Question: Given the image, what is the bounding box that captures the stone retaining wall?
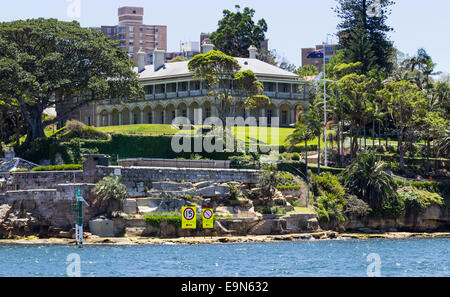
[118,158,231,169]
[4,171,85,191]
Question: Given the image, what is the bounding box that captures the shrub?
[144,212,182,228]
[344,195,372,217]
[291,153,301,161]
[312,173,347,223]
[398,186,444,212]
[32,164,83,171]
[278,185,302,192]
[341,153,397,210]
[229,184,240,200]
[92,175,127,217]
[66,120,86,133]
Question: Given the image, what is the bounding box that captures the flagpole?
[323,38,328,168]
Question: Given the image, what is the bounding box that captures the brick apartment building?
[301,44,337,72]
[99,6,167,65]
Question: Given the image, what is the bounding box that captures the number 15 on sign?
[182,207,196,229]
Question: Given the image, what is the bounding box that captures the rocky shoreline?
[1,231,449,246]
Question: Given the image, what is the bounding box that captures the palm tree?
[341,153,397,209]
[92,175,128,217]
[437,127,450,158]
[286,121,314,179]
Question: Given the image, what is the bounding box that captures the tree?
[258,164,280,198]
[337,74,377,157]
[295,65,319,78]
[188,50,269,125]
[437,127,450,158]
[378,80,427,170]
[341,152,397,209]
[0,18,143,143]
[210,5,268,57]
[168,56,188,63]
[335,0,395,74]
[286,122,315,180]
[92,175,127,218]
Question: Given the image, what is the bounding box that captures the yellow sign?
[182,207,196,229]
[202,208,214,229]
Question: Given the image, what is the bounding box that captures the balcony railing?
[166,92,177,99]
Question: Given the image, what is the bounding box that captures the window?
[129,40,134,45]
[139,33,143,38]
[148,113,153,124]
[172,111,176,121]
[129,33,134,38]
[155,34,158,39]
[206,108,211,118]
[129,46,134,52]
[155,28,159,33]
[140,40,143,45]
[281,111,288,125]
[132,10,137,14]
[155,42,159,46]
[139,27,143,32]
[182,110,187,118]
[129,26,134,32]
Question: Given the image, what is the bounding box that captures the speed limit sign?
[182,207,196,229]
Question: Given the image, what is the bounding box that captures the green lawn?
[284,207,316,216]
[96,124,193,136]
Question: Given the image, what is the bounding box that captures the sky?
[0,0,449,74]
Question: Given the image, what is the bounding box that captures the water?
[0,238,448,277]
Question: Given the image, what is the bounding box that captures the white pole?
[323,39,328,167]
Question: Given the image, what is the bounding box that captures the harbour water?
[0,238,448,277]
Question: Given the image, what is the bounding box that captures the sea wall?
[0,183,97,238]
[3,171,86,191]
[320,204,450,233]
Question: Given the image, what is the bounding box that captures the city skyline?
[0,0,449,75]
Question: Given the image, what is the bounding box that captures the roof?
[136,57,300,82]
[0,158,39,172]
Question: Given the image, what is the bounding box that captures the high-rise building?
[100,7,167,64]
[301,44,337,72]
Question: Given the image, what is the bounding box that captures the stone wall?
[118,158,231,169]
[4,171,86,191]
[0,183,97,238]
[94,166,260,197]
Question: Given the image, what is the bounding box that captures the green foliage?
[93,175,127,217]
[295,65,319,78]
[32,164,83,171]
[258,164,280,198]
[291,153,301,161]
[335,0,396,73]
[312,173,347,223]
[398,186,443,212]
[210,5,267,57]
[344,195,372,217]
[277,185,303,192]
[167,56,188,63]
[144,212,183,228]
[0,18,143,143]
[277,172,299,187]
[229,184,240,201]
[341,152,397,209]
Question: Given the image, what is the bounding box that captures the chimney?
[201,39,214,54]
[137,48,146,72]
[248,45,258,59]
[153,48,165,70]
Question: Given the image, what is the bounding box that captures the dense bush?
[61,126,109,141]
[277,161,345,177]
[32,164,83,171]
[92,175,127,217]
[398,186,444,212]
[312,173,347,223]
[82,134,238,162]
[144,212,183,228]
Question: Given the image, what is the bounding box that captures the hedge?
[81,134,240,162]
[277,161,345,177]
[32,164,83,172]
